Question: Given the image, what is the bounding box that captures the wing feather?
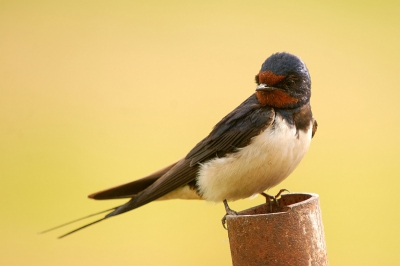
[105,94,275,217]
[89,161,180,200]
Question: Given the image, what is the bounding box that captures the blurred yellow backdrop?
[1,0,399,265]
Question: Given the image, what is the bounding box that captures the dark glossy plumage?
[50,52,317,238]
[102,94,275,218]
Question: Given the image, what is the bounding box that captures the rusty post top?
[231,192,318,216]
[226,193,328,266]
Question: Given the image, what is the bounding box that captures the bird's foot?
[260,189,290,212]
[274,188,290,199]
[221,199,237,230]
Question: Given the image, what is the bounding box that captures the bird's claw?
[221,209,237,230]
[260,189,290,212]
[275,188,290,199]
[221,199,237,230]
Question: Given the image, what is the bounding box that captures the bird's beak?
[256,84,278,92]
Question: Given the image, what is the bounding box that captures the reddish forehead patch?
[258,71,285,86]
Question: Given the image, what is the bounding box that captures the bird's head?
[255,52,311,108]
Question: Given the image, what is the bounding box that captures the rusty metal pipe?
[226,193,328,266]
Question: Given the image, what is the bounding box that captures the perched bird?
[48,52,317,238]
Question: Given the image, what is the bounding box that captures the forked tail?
[39,206,118,238]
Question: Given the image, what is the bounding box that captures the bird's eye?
[286,79,295,87]
[255,74,260,84]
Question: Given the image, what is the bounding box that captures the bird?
[45,52,317,238]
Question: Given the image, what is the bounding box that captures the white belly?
[196,114,313,202]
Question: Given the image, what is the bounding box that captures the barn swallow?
[45,52,317,238]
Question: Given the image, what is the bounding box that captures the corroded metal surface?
[226,193,328,266]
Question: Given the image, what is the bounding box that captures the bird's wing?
[186,94,275,165]
[105,94,275,217]
[312,118,317,138]
[88,161,180,200]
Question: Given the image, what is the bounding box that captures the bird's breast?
[196,113,313,202]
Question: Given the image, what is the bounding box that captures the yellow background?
[1,0,399,265]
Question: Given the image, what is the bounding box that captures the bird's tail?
[39,206,118,238]
[40,195,151,238]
